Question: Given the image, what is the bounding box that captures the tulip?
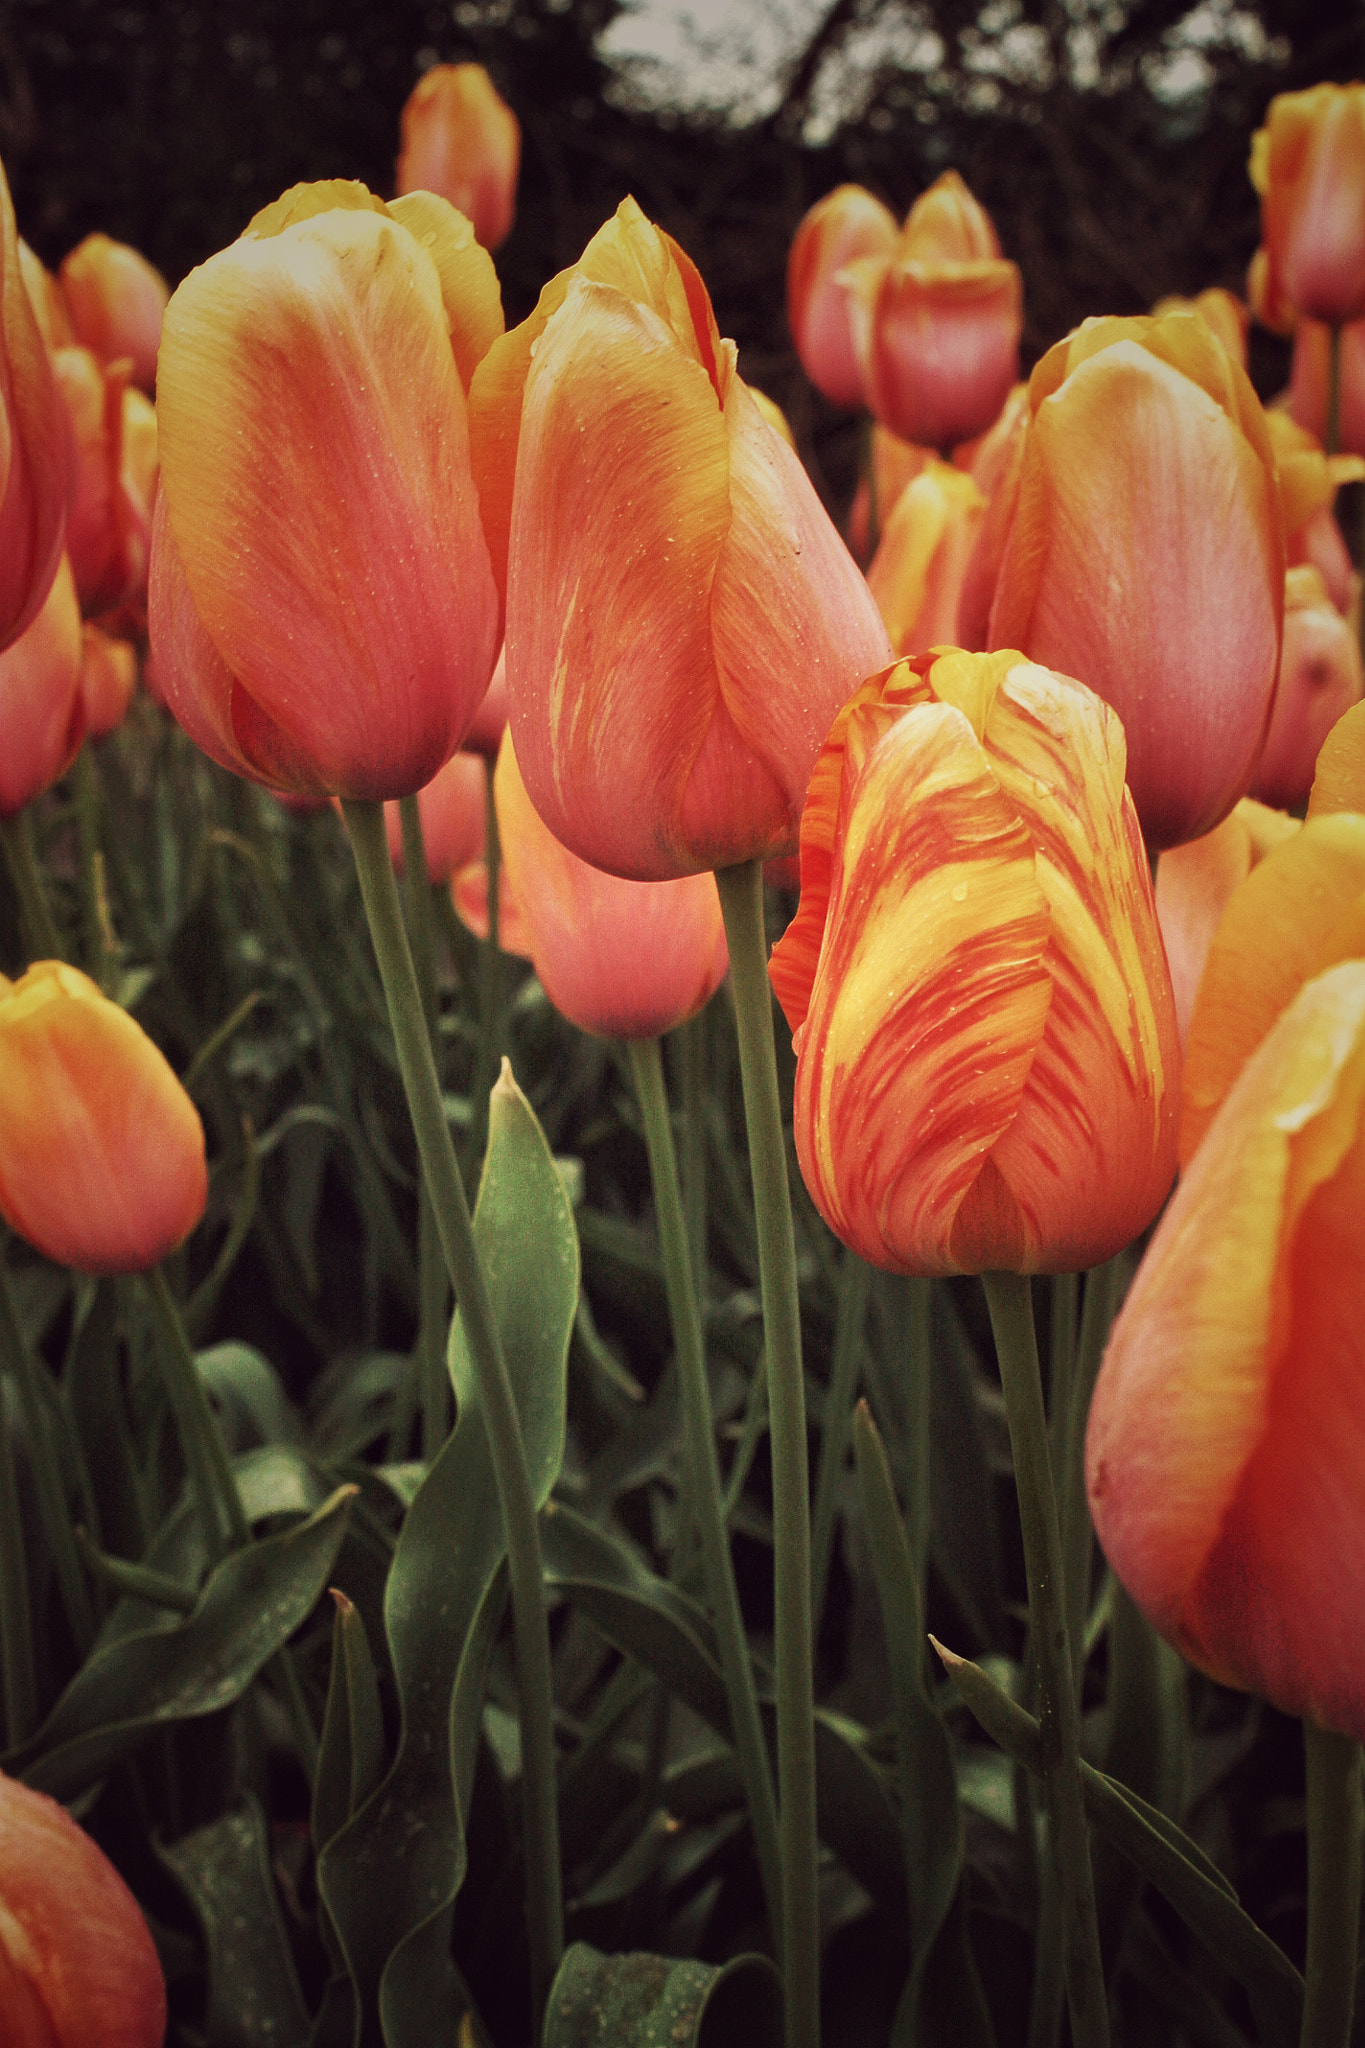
[1250,84,1365,328]
[489,728,728,1039]
[1252,566,1365,809]
[80,623,138,736]
[1267,408,1364,616]
[769,648,1179,1276]
[845,424,933,563]
[51,346,149,619]
[461,641,509,760]
[0,160,70,652]
[1155,798,1300,1049]
[1246,243,1298,336]
[786,184,898,408]
[384,748,487,883]
[0,554,85,816]
[986,311,1284,848]
[149,180,502,801]
[1288,313,1365,458]
[18,239,74,351]
[1152,286,1250,367]
[865,458,985,654]
[0,1766,166,2047]
[58,232,169,393]
[0,960,207,1274]
[1309,699,1365,818]
[467,197,892,880]
[1179,809,1365,1167]
[396,63,520,252]
[1087,958,1365,1740]
[839,170,1023,449]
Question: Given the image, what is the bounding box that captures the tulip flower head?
[0,962,207,1274]
[987,311,1284,847]
[838,171,1023,449]
[58,232,169,393]
[1152,287,1250,368]
[770,649,1179,1276]
[0,1766,166,2047]
[384,748,488,884]
[1155,798,1300,1049]
[1252,565,1365,810]
[0,554,85,816]
[150,180,502,801]
[52,346,151,619]
[866,459,986,654]
[787,184,898,409]
[1088,959,1365,1741]
[1309,697,1365,818]
[396,63,521,251]
[80,623,138,737]
[1288,313,1365,459]
[468,197,892,880]
[0,159,70,652]
[1250,84,1365,328]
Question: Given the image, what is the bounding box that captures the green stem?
[1301,1720,1363,2048]
[0,1368,37,1746]
[0,809,64,962]
[399,795,452,1457]
[1059,1256,1125,1709]
[627,1035,783,1948]
[470,755,504,1166]
[810,1249,871,1636]
[73,746,114,989]
[0,1257,96,1653]
[341,796,562,2029]
[982,1270,1109,2048]
[144,1264,249,1562]
[674,1010,708,1300]
[714,858,819,2048]
[1327,324,1343,460]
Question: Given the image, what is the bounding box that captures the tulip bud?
[490,729,729,1039]
[1088,959,1365,1741]
[0,961,207,1273]
[865,459,985,654]
[18,238,74,351]
[1288,313,1365,458]
[80,623,138,736]
[787,184,898,409]
[839,171,1023,449]
[770,649,1179,1276]
[59,232,169,393]
[396,63,520,251]
[384,748,487,884]
[51,346,149,619]
[1152,286,1250,367]
[1250,84,1365,328]
[0,554,85,816]
[467,197,892,880]
[150,181,502,800]
[1267,407,1364,616]
[0,1766,166,2046]
[845,423,933,563]
[1155,799,1300,1050]
[0,162,71,652]
[986,311,1284,848]
[1253,565,1365,809]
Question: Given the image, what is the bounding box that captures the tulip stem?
[1301,1720,1363,2048]
[982,1270,1110,2048]
[144,1264,250,1564]
[0,1354,37,1747]
[470,755,504,1167]
[341,796,562,2031]
[0,809,64,964]
[714,857,820,2048]
[810,1249,871,1637]
[628,1034,784,1949]
[399,794,452,1457]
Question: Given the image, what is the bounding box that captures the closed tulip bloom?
[52,346,149,618]
[18,239,74,351]
[846,424,934,563]
[987,311,1284,848]
[0,161,70,653]
[0,961,206,1273]
[462,640,509,759]
[0,1767,166,2047]
[1253,566,1365,809]
[1155,798,1299,1048]
[1152,286,1250,367]
[59,232,169,393]
[396,63,520,251]
[866,459,985,654]
[384,748,487,883]
[1251,84,1365,327]
[1088,959,1365,1739]
[1309,698,1365,817]
[1288,313,1365,458]
[80,623,138,736]
[0,554,85,815]
[787,184,898,409]
[151,180,502,801]
[839,170,1023,449]
[1179,809,1365,1166]
[468,197,892,879]
[769,648,1179,1276]
[1268,407,1364,616]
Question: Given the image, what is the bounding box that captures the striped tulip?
[770,648,1179,1276]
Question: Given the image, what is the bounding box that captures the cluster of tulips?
[4,46,1365,2048]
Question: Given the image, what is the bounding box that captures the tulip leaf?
[158,1794,310,2048]
[318,1069,577,2048]
[197,1339,302,1451]
[6,1486,355,1798]
[64,1276,148,1565]
[543,1943,782,2048]
[853,1403,995,2048]
[932,1638,1303,2046]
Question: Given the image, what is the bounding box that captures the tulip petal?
[1308,698,1365,818]
[387,191,504,392]
[0,159,69,651]
[0,555,85,818]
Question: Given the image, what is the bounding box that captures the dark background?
[4,0,1362,507]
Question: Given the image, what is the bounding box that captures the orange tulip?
[467,197,892,880]
[769,648,1179,1276]
[865,459,985,654]
[0,555,85,816]
[1268,407,1364,616]
[986,311,1284,848]
[150,180,502,801]
[839,171,1023,449]
[1088,958,1365,1740]
[0,161,70,653]
[51,346,150,619]
[18,239,74,352]
[845,424,934,563]
[1309,698,1365,818]
[1250,84,1365,328]
[1152,286,1250,367]
[1155,798,1299,1049]
[786,184,898,409]
[0,961,206,1274]
[462,640,509,759]
[490,729,729,1039]
[0,1766,166,2046]
[1252,566,1365,809]
[80,623,138,736]
[384,748,487,884]
[396,63,520,252]
[58,232,169,393]
[1288,313,1365,458]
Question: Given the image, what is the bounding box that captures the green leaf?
[313,1591,387,1860]
[64,1278,148,1563]
[543,1943,782,2048]
[197,1341,301,1452]
[158,1794,310,2048]
[6,1486,355,1798]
